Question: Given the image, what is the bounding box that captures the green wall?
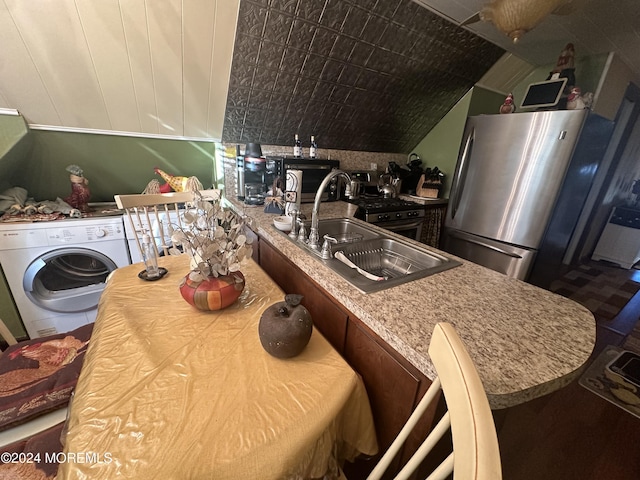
[0,114,29,338]
[13,130,217,203]
[0,114,28,158]
[0,125,217,338]
[511,53,609,112]
[0,114,31,192]
[410,87,505,197]
[0,266,25,339]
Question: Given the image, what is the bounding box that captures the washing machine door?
[23,247,117,313]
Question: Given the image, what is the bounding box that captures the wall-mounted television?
[520,78,568,109]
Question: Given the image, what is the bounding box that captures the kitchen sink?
[278,217,461,293]
[315,217,382,243]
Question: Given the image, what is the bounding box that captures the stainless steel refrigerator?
[441,109,614,284]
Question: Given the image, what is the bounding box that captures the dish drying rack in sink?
[334,238,429,279]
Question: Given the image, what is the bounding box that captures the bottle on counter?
[141,233,160,279]
[309,135,317,159]
[293,134,302,158]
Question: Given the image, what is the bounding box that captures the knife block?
[415,175,442,198]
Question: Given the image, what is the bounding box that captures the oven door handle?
[374,219,424,230]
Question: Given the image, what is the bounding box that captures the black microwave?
[267,157,340,203]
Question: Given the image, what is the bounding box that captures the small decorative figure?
[142,172,202,195]
[553,43,575,73]
[264,176,285,214]
[64,165,91,212]
[142,179,162,194]
[582,91,594,109]
[500,93,516,114]
[154,167,202,192]
[567,86,585,110]
[547,42,576,90]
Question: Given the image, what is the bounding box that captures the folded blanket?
[0,187,80,220]
[0,186,28,213]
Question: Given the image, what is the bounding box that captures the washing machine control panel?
[0,218,125,250]
[0,229,49,249]
[46,223,125,245]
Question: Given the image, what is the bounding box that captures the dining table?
[57,254,378,479]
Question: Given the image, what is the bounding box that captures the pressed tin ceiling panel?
[222,0,504,153]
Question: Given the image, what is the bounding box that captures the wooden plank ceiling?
[0,0,239,140]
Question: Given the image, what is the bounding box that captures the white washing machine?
[0,216,130,338]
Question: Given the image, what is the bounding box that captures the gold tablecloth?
[58,255,377,479]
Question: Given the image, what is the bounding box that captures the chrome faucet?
[308,169,352,249]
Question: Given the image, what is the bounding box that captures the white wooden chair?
[114,191,195,261]
[115,190,222,262]
[366,322,502,480]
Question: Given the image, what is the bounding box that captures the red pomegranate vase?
[179,271,245,311]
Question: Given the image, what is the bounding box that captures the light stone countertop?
[228,198,596,409]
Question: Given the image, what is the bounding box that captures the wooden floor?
[497,263,640,479]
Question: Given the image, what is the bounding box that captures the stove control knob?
[396,212,403,219]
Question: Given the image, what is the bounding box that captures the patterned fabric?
[420,205,446,249]
[0,421,64,479]
[0,323,93,431]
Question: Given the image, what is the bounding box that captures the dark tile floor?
[497,260,640,480]
[550,260,640,326]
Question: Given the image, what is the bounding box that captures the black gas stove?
[345,195,425,224]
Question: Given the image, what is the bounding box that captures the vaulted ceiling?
[0,0,638,154]
[0,0,238,139]
[220,0,504,153]
[0,0,504,154]
[414,0,640,76]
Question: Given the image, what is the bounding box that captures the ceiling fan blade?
[459,12,482,27]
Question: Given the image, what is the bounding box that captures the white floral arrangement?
[170,190,254,281]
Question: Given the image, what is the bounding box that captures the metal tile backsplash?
[222,0,504,154]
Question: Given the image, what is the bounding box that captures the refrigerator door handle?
[450,128,474,219]
[448,230,523,258]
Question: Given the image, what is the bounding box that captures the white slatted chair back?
[114,191,195,261]
[366,322,502,480]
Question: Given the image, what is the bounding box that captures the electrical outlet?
[370,163,377,171]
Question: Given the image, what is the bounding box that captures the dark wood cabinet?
[258,238,438,478]
[244,225,260,264]
[343,318,424,476]
[344,319,422,449]
[259,239,348,354]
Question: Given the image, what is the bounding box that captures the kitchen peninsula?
[229,197,595,411]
